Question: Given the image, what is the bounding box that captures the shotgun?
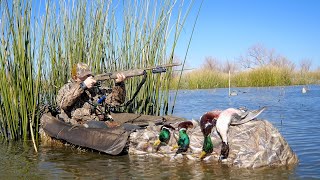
[94,63,181,81]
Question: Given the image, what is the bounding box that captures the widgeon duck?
[215,106,266,160]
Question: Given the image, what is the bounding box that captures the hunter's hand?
[115,73,126,83]
[83,76,96,89]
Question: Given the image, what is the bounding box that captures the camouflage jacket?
[56,80,126,125]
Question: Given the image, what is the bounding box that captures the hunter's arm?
[56,82,85,111]
[105,81,126,106]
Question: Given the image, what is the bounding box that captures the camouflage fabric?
[56,79,126,125]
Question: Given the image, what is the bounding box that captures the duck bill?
[199,151,207,159]
[171,144,179,150]
[153,139,161,146]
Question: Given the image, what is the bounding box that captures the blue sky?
[20,0,320,70]
[176,0,320,69]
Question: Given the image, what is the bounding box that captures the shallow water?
[1,85,319,179]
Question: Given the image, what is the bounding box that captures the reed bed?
[0,0,196,140]
[291,71,320,85]
[172,66,320,89]
[170,69,228,89]
[0,0,47,144]
[234,66,292,87]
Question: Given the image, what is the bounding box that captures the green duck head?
[154,124,175,147]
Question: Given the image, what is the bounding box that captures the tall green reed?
[43,0,195,115]
[0,0,196,140]
[0,0,47,145]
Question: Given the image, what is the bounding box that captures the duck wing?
[230,106,267,125]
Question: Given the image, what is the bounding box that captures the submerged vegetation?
[0,0,197,140]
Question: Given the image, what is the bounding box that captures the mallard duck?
[175,121,194,154]
[153,124,175,151]
[199,112,217,159]
[215,106,266,160]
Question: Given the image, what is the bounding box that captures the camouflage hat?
[71,63,92,79]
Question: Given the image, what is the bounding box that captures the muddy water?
[1,85,319,179]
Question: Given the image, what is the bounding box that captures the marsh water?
[1,85,320,179]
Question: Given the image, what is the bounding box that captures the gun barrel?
[94,63,181,81]
[94,69,146,81]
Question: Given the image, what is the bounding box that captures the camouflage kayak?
[40,110,298,168]
[40,112,185,155]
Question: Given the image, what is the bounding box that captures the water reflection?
[0,140,42,179]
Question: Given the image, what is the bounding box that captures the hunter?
[56,63,126,126]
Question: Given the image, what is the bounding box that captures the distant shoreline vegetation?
[171,66,320,89]
[171,45,320,89]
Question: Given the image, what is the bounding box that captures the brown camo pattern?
[56,80,126,125]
